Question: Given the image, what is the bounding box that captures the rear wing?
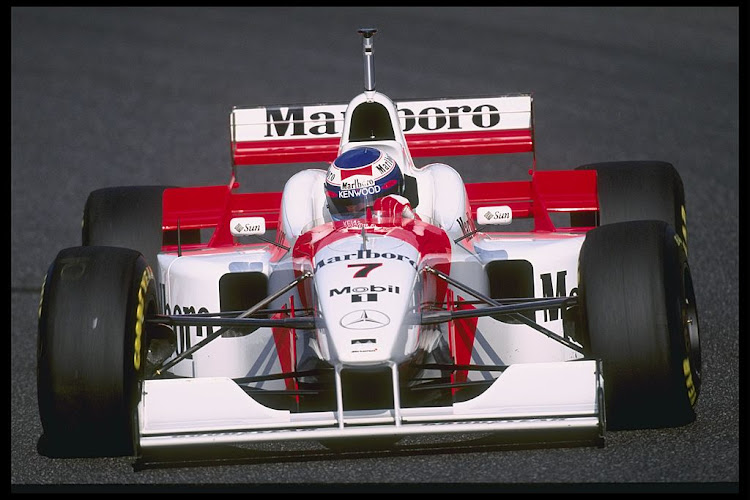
[161,95,603,247]
[230,95,534,167]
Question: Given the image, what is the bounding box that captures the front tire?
[578,220,701,430]
[37,246,156,457]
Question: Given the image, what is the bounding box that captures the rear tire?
[82,185,200,276]
[578,220,701,430]
[571,161,689,256]
[82,186,170,271]
[37,246,157,457]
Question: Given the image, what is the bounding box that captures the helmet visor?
[327,178,401,221]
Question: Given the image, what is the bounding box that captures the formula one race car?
[37,28,701,458]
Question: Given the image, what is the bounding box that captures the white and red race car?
[37,28,701,458]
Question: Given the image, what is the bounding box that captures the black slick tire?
[571,161,689,256]
[578,220,701,430]
[82,185,201,273]
[37,246,156,457]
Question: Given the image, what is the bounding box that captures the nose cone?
[312,234,419,366]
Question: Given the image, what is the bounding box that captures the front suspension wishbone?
[150,272,312,376]
[423,265,584,354]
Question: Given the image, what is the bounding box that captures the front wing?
[137,360,604,451]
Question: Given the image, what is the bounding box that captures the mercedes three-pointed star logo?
[339,309,390,330]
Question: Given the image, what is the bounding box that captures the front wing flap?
[137,360,605,451]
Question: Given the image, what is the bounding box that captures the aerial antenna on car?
[358,28,377,91]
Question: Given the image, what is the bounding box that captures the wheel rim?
[681,265,701,405]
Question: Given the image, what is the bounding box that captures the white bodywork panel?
[155,231,585,379]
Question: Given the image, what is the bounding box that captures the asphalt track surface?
[11,7,740,493]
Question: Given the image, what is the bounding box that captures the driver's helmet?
[324,146,404,221]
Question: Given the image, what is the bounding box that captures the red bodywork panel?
[465,169,598,232]
[162,184,282,249]
[161,169,598,250]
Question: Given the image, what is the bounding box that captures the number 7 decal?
[348,263,382,278]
